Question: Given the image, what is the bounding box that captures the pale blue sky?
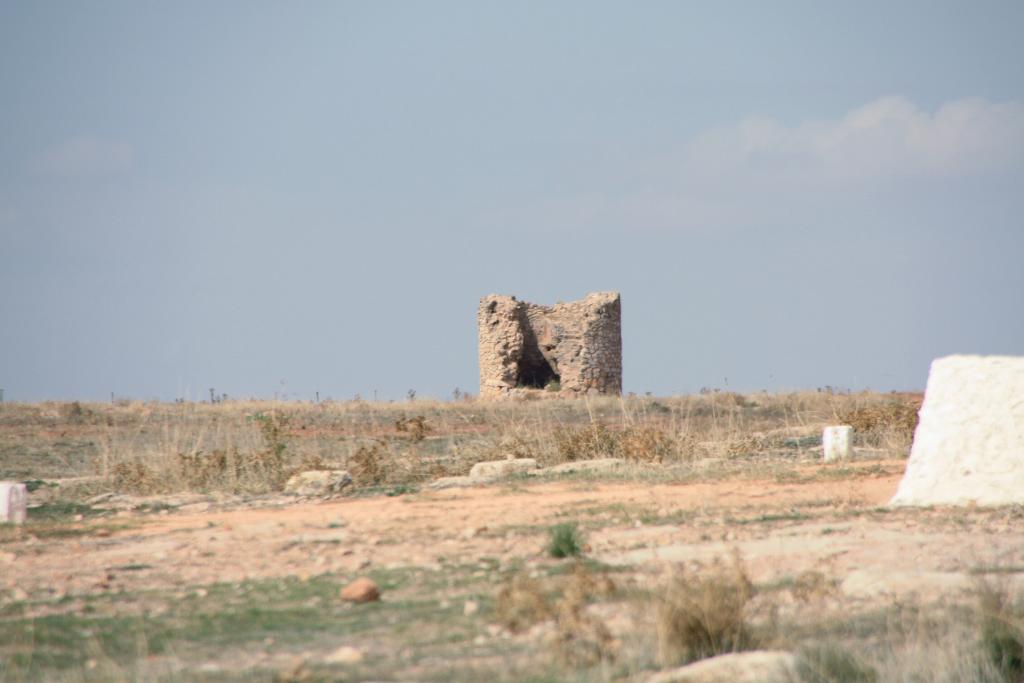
[2,2,1022,401]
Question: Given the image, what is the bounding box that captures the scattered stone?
[891,355,1024,506]
[644,651,798,683]
[478,292,622,398]
[324,645,364,664]
[535,458,626,476]
[463,600,479,616]
[0,482,27,524]
[340,577,380,603]
[285,470,353,496]
[822,425,852,462]
[469,458,538,481]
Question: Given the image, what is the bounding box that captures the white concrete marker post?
[0,482,28,524]
[822,426,852,462]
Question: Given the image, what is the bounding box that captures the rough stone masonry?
[477,292,622,399]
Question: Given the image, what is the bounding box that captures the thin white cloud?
[31,136,135,178]
[685,96,1024,186]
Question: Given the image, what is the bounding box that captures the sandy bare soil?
[7,461,1021,605]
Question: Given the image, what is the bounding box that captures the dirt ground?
[7,460,1022,607]
[4,458,1024,681]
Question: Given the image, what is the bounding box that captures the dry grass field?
[2,391,1023,682]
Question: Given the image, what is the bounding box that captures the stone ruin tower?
[477,292,622,399]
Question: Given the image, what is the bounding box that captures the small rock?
[324,645,364,664]
[340,577,380,603]
[463,600,479,616]
[284,470,353,496]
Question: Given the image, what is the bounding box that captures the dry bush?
[15,390,924,497]
[395,415,430,441]
[553,423,676,463]
[796,641,878,683]
[975,579,1024,681]
[553,566,617,667]
[99,407,330,494]
[553,423,620,462]
[838,402,920,439]
[563,560,617,603]
[656,555,758,666]
[495,572,553,633]
[61,400,90,423]
[836,397,921,458]
[790,570,839,604]
[175,449,242,490]
[619,426,676,463]
[349,441,389,486]
[496,562,618,667]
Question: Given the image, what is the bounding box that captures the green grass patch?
[546,523,583,559]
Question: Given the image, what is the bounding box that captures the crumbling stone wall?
[478,292,622,398]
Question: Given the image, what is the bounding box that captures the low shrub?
[656,555,758,666]
[548,523,584,559]
[976,580,1024,681]
[495,573,553,633]
[797,642,878,683]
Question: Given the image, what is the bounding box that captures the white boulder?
[822,426,852,462]
[0,482,27,524]
[891,355,1024,506]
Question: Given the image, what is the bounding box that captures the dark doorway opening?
[517,352,559,389]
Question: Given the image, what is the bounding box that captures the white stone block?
[891,355,1024,506]
[0,482,27,524]
[822,426,852,462]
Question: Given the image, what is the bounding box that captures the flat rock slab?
[644,651,798,683]
[284,470,352,496]
[534,458,626,476]
[468,458,539,481]
[891,355,1024,506]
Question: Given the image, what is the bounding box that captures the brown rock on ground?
[340,577,380,603]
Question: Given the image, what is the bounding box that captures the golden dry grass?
[0,390,921,496]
